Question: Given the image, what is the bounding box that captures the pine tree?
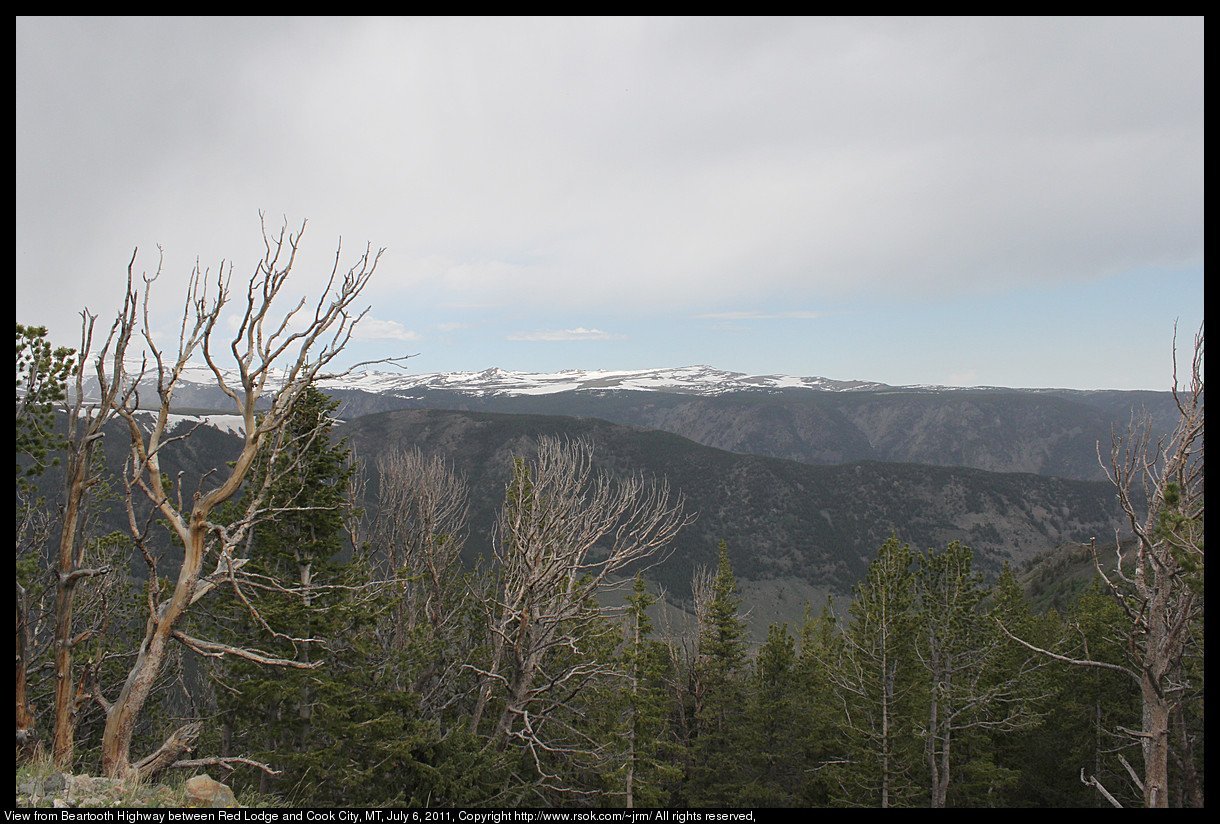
[201,386,362,799]
[741,622,805,805]
[916,541,1031,807]
[833,535,921,807]
[982,564,1084,806]
[15,324,74,486]
[796,600,846,805]
[685,541,750,806]
[15,324,75,749]
[959,562,1051,805]
[1054,578,1143,807]
[616,572,683,807]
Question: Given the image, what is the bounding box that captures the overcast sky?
[16,17,1203,390]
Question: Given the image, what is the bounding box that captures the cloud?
[351,318,421,342]
[506,328,619,342]
[14,17,1203,391]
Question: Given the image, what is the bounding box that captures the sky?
[16,17,1203,391]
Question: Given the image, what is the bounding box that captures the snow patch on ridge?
[323,365,892,398]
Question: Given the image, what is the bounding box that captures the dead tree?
[49,271,138,768]
[1001,323,1203,807]
[15,490,56,751]
[370,447,471,704]
[95,216,406,779]
[373,448,469,636]
[1096,322,1204,807]
[467,436,690,797]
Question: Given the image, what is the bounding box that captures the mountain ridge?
[101,361,1143,401]
[337,406,1128,597]
[329,364,893,396]
[92,363,1181,483]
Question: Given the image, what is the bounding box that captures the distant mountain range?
[135,361,1130,402]
[120,363,1181,483]
[325,364,894,396]
[49,363,1163,636]
[313,366,1178,483]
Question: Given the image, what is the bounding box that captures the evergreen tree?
[915,541,984,807]
[15,323,74,746]
[915,541,1039,807]
[832,535,921,807]
[1050,578,1143,807]
[15,323,74,486]
[201,386,364,799]
[740,622,805,805]
[684,541,750,806]
[616,572,683,807]
[796,600,846,806]
[966,562,1054,806]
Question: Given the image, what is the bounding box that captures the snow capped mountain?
[91,361,1031,409]
[77,364,894,440]
[324,365,892,398]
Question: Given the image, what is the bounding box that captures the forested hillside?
[133,368,1184,483]
[336,407,1126,596]
[315,384,1183,483]
[17,392,1203,807]
[16,289,1203,807]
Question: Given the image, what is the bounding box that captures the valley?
[61,364,1157,637]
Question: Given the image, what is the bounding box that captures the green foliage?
[915,543,1023,807]
[684,542,752,806]
[614,573,684,807]
[700,541,749,681]
[15,324,75,489]
[738,622,806,805]
[795,601,846,805]
[833,534,922,807]
[1157,481,1204,595]
[20,383,1199,806]
[201,387,370,802]
[1012,577,1143,807]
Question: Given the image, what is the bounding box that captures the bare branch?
[134,722,201,780]
[1085,320,1204,807]
[170,756,282,776]
[469,435,691,787]
[171,631,325,669]
[1081,767,1125,808]
[96,217,393,778]
[993,618,1139,683]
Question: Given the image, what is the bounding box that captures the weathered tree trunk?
[101,522,205,777]
[96,217,399,778]
[931,723,951,808]
[297,555,314,750]
[1140,669,1171,808]
[1170,700,1204,807]
[51,450,89,767]
[880,663,893,808]
[16,583,35,748]
[51,302,132,768]
[133,721,202,780]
